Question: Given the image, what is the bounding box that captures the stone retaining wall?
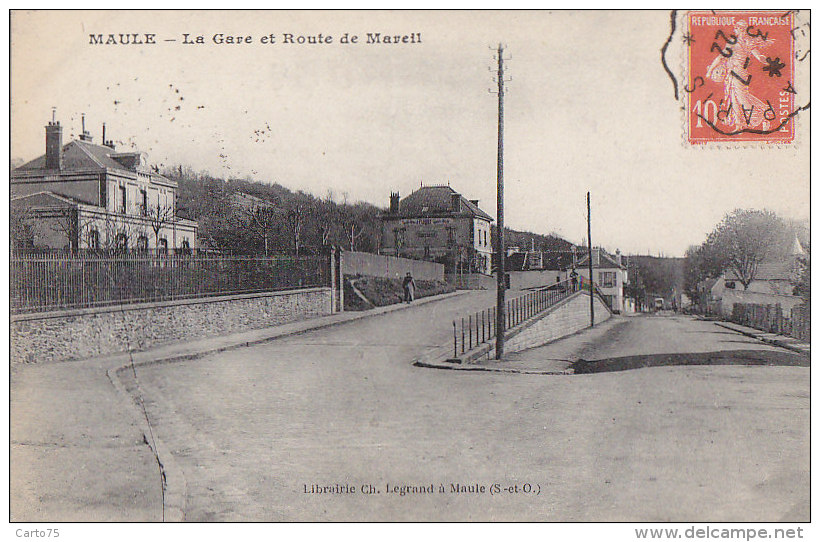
[10,287,332,365]
[505,291,611,354]
[342,251,444,282]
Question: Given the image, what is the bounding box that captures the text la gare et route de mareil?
[89,32,422,46]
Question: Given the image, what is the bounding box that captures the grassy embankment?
[343,274,454,311]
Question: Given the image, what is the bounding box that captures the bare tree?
[242,204,280,255]
[140,202,176,248]
[314,191,341,247]
[286,203,306,257]
[10,205,35,250]
[343,215,364,251]
[47,209,79,252]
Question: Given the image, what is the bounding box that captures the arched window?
[158,238,168,254]
[137,235,149,251]
[180,239,191,255]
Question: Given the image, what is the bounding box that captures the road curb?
[413,358,573,375]
[106,364,187,522]
[714,322,810,356]
[100,288,469,521]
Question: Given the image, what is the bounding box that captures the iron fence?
[10,251,330,314]
[731,301,810,342]
[452,278,589,357]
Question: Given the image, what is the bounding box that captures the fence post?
[453,320,457,358]
[469,314,473,350]
[461,318,465,354]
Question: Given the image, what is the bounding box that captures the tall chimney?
[102,123,115,149]
[45,116,63,170]
[615,249,622,266]
[389,191,400,214]
[79,113,93,142]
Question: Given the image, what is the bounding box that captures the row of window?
[86,228,189,252]
[116,184,172,216]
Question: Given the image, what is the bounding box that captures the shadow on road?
[572,349,809,374]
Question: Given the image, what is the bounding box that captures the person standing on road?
[570,269,579,290]
[402,272,416,304]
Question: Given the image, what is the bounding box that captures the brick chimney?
[389,191,400,213]
[615,249,622,266]
[45,118,63,170]
[450,193,461,212]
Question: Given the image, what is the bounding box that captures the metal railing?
[452,277,592,357]
[10,251,330,314]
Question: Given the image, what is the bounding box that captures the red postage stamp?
[685,11,796,144]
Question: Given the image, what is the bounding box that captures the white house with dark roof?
[11,116,197,251]
[574,247,629,313]
[379,185,494,274]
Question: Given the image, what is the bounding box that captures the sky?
[10,10,810,256]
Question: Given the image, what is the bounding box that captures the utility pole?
[587,191,594,327]
[494,43,507,360]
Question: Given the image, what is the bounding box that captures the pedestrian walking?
[402,272,416,303]
[570,269,578,290]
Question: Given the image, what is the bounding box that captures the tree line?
[169,166,383,255]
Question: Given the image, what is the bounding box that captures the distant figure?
[570,269,579,290]
[402,272,416,303]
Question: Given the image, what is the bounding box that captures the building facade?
[379,185,494,275]
[574,247,629,313]
[11,117,197,251]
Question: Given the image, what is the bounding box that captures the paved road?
[131,304,808,521]
[11,360,162,521]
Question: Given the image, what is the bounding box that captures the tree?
[241,204,280,255]
[286,202,306,257]
[10,206,35,250]
[793,252,810,300]
[314,190,341,247]
[45,208,80,252]
[140,202,176,248]
[701,209,786,290]
[683,243,724,302]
